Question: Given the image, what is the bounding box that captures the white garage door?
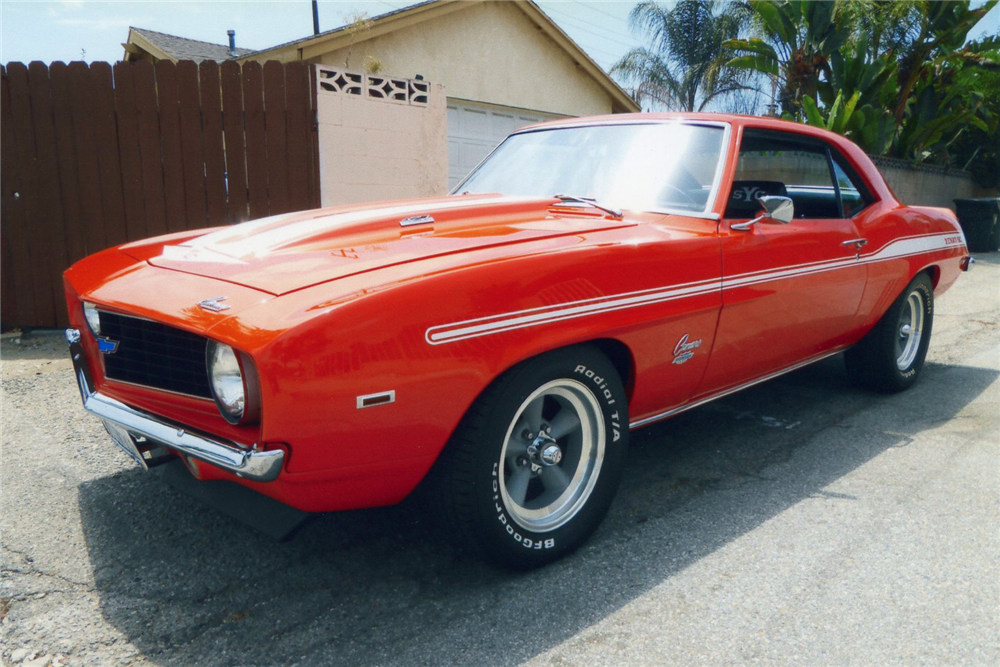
[447,101,561,190]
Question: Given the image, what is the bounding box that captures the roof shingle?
[130,27,254,63]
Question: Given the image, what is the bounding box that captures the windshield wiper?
[553,194,623,219]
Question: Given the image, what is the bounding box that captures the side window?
[831,156,873,217]
[725,130,840,219]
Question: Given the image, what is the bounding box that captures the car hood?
[131,195,635,295]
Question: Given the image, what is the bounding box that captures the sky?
[1,0,998,79]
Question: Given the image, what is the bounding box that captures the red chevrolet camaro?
[64,113,971,567]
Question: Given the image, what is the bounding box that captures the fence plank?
[199,61,228,227]
[0,67,16,325]
[309,65,321,209]
[49,63,87,266]
[7,62,54,326]
[243,61,269,220]
[1,59,323,328]
[27,62,71,326]
[132,60,168,239]
[177,60,207,230]
[221,61,249,224]
[68,62,108,254]
[1,65,33,327]
[156,60,187,233]
[112,62,147,241]
[89,62,128,249]
[284,61,312,212]
[263,61,290,216]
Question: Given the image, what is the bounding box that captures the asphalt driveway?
[2,255,998,667]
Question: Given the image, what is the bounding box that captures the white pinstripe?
[425,232,964,345]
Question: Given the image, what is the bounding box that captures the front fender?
[227,220,720,491]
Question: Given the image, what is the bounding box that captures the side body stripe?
[425,232,964,345]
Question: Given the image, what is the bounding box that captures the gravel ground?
[2,256,998,667]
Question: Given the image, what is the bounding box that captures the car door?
[698,128,868,393]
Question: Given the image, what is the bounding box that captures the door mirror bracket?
[732,195,794,231]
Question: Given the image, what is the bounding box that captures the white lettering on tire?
[574,365,616,406]
[491,462,556,550]
[574,364,621,441]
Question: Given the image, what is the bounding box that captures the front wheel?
[436,346,628,569]
[846,273,934,393]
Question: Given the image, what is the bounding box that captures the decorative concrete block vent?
[317,66,430,106]
[314,66,447,206]
[318,68,364,96]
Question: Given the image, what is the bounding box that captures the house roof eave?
[237,0,460,63]
[516,2,639,113]
[125,27,178,63]
[235,0,638,112]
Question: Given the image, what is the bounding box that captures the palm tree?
[888,0,996,124]
[612,0,753,112]
[725,0,852,115]
[725,0,995,119]
[837,0,925,60]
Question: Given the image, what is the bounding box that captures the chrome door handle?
[842,238,868,248]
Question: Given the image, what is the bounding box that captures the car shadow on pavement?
[76,356,997,667]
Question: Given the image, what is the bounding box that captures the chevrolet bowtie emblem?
[199,296,231,312]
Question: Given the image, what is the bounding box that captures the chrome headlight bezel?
[83,302,101,336]
[206,340,260,425]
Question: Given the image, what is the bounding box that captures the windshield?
[456,122,727,215]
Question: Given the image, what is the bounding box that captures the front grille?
[99,312,212,399]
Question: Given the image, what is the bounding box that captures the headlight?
[207,341,246,424]
[83,302,101,336]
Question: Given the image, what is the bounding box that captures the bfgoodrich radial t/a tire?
[436,345,629,569]
[846,272,934,393]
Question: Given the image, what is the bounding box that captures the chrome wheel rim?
[499,379,605,533]
[895,289,925,370]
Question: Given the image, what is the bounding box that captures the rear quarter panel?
[854,202,967,334]
[793,128,968,336]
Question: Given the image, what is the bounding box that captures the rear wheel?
[436,346,628,569]
[846,273,934,393]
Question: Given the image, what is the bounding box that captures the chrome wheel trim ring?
[498,379,605,533]
[896,289,925,370]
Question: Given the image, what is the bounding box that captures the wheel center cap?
[526,432,561,466]
[540,444,562,466]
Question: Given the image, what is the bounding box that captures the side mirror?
[732,195,794,231]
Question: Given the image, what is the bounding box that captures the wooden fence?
[1,60,320,329]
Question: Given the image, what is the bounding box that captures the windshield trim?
[451,120,732,219]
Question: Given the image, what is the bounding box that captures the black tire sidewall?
[847,272,934,392]
[469,346,628,567]
[894,275,934,383]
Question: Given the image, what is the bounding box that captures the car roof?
[516,112,843,143]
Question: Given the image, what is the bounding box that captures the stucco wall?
[870,156,995,210]
[316,72,448,206]
[314,2,613,117]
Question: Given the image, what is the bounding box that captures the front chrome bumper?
[66,328,283,482]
